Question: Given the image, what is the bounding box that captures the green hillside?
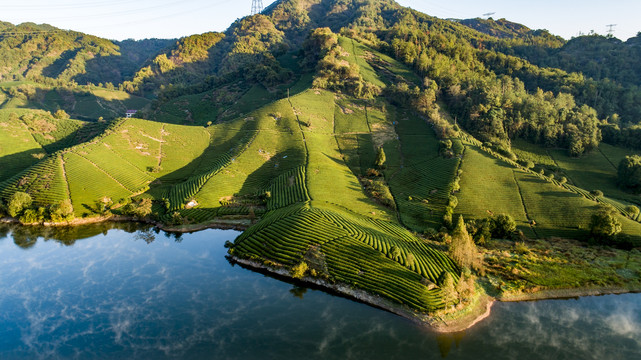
[0,22,171,85]
[2,0,641,325]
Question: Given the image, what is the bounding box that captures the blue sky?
[2,0,639,41]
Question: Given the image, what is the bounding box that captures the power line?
[606,24,617,36]
[251,0,263,15]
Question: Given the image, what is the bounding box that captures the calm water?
[0,223,640,360]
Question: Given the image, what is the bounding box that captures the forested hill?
[0,21,172,86]
[458,17,564,44]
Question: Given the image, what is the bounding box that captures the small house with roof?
[125,110,137,118]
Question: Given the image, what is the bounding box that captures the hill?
[0,22,172,86]
[1,0,641,330]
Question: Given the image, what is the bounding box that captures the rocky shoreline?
[230,256,494,333]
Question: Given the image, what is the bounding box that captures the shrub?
[50,199,74,222]
[291,261,308,279]
[625,205,640,217]
[123,198,153,218]
[366,168,381,177]
[558,177,568,186]
[590,190,604,198]
[492,214,517,238]
[589,205,621,241]
[53,109,70,120]
[8,192,32,217]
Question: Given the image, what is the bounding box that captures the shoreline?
[231,256,494,333]
[229,255,641,333]
[3,215,640,332]
[0,215,251,233]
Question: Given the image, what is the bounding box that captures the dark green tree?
[589,206,622,240]
[492,214,517,238]
[617,155,641,192]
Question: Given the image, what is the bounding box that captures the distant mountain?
[0,21,172,85]
[458,17,563,43]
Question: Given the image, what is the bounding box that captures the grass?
[485,238,641,294]
[511,139,556,167]
[547,145,641,208]
[334,98,370,134]
[0,154,68,207]
[0,110,45,182]
[64,152,133,215]
[0,82,150,120]
[457,146,535,237]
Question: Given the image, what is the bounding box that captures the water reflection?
[0,225,639,360]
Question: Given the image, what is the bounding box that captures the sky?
[1,0,639,41]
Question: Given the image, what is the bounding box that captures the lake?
[0,224,639,359]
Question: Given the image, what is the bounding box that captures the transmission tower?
[251,0,263,15]
[606,24,617,36]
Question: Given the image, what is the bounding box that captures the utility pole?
[606,24,617,37]
[251,0,263,15]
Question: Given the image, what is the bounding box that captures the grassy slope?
[0,82,150,121]
[457,145,535,237]
[0,111,44,183]
[458,137,641,244]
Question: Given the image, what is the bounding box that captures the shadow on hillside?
[153,126,256,187]
[67,39,174,86]
[41,49,81,78]
[0,148,46,183]
[238,150,294,194]
[11,88,131,121]
[323,153,365,191]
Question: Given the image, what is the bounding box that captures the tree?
[439,271,458,306]
[8,192,32,217]
[53,109,70,120]
[449,215,481,271]
[558,176,568,186]
[123,198,153,218]
[375,146,386,168]
[589,206,621,240]
[50,199,74,222]
[491,214,517,238]
[590,189,604,198]
[617,155,641,192]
